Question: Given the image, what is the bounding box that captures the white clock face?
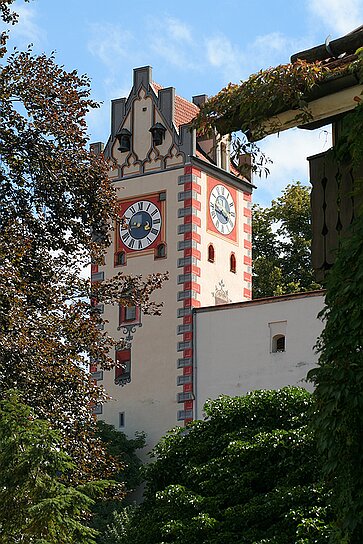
[120,200,162,250]
[209,184,236,235]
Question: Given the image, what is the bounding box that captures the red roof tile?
[174,95,199,128]
[151,81,199,128]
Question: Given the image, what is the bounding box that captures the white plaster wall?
[198,170,250,306]
[99,167,185,455]
[194,292,325,419]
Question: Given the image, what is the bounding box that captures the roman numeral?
[221,186,225,195]
[129,206,136,214]
[153,219,161,224]
[122,232,130,242]
[129,239,135,249]
[229,201,234,208]
[230,211,235,217]
[216,186,220,195]
[138,240,143,249]
[228,219,233,228]
[138,202,143,210]
[211,210,216,218]
[220,224,225,233]
[151,208,158,216]
[146,202,151,211]
[147,236,152,244]
[151,228,158,235]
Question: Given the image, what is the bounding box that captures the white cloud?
[253,32,288,53]
[307,0,363,35]
[205,34,246,82]
[147,16,198,70]
[88,23,135,72]
[167,17,193,43]
[6,3,45,49]
[254,127,332,206]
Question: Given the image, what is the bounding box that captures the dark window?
[116,128,131,153]
[230,253,236,273]
[119,412,125,428]
[115,349,131,386]
[149,123,166,146]
[155,242,166,259]
[116,251,126,266]
[208,244,215,263]
[272,335,286,353]
[221,142,227,170]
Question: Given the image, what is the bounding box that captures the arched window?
[272,334,286,353]
[230,252,236,273]
[115,251,126,266]
[208,244,215,263]
[155,242,166,259]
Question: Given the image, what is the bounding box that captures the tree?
[106,388,331,544]
[194,45,363,542]
[0,2,166,483]
[90,421,146,541]
[307,102,363,543]
[0,390,112,544]
[252,183,321,298]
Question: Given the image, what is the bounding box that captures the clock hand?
[215,200,230,219]
[144,221,150,231]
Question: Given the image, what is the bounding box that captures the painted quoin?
[90,66,253,451]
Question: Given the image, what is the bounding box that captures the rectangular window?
[119,305,140,326]
[119,412,125,428]
[125,305,137,321]
[115,349,131,386]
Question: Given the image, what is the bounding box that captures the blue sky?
[4,0,363,205]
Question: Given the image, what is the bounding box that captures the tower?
[91,66,253,451]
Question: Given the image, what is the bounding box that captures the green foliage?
[0,4,166,483]
[252,183,321,298]
[107,388,331,543]
[90,422,146,540]
[193,60,330,141]
[0,391,112,544]
[308,210,363,542]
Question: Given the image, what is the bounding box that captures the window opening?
[116,128,131,153]
[115,349,131,386]
[272,334,286,353]
[116,251,126,266]
[149,123,166,146]
[230,252,236,273]
[119,412,125,428]
[125,305,137,321]
[208,244,215,263]
[155,242,166,259]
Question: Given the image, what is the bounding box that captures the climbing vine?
[193,52,363,179]
[195,47,363,542]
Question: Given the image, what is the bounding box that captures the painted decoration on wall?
[207,177,237,242]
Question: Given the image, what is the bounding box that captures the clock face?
[120,200,162,250]
[209,184,236,235]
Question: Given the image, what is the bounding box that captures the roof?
[194,289,326,314]
[151,81,200,129]
[291,25,363,65]
[152,80,248,182]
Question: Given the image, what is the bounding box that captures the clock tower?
[91,66,253,451]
